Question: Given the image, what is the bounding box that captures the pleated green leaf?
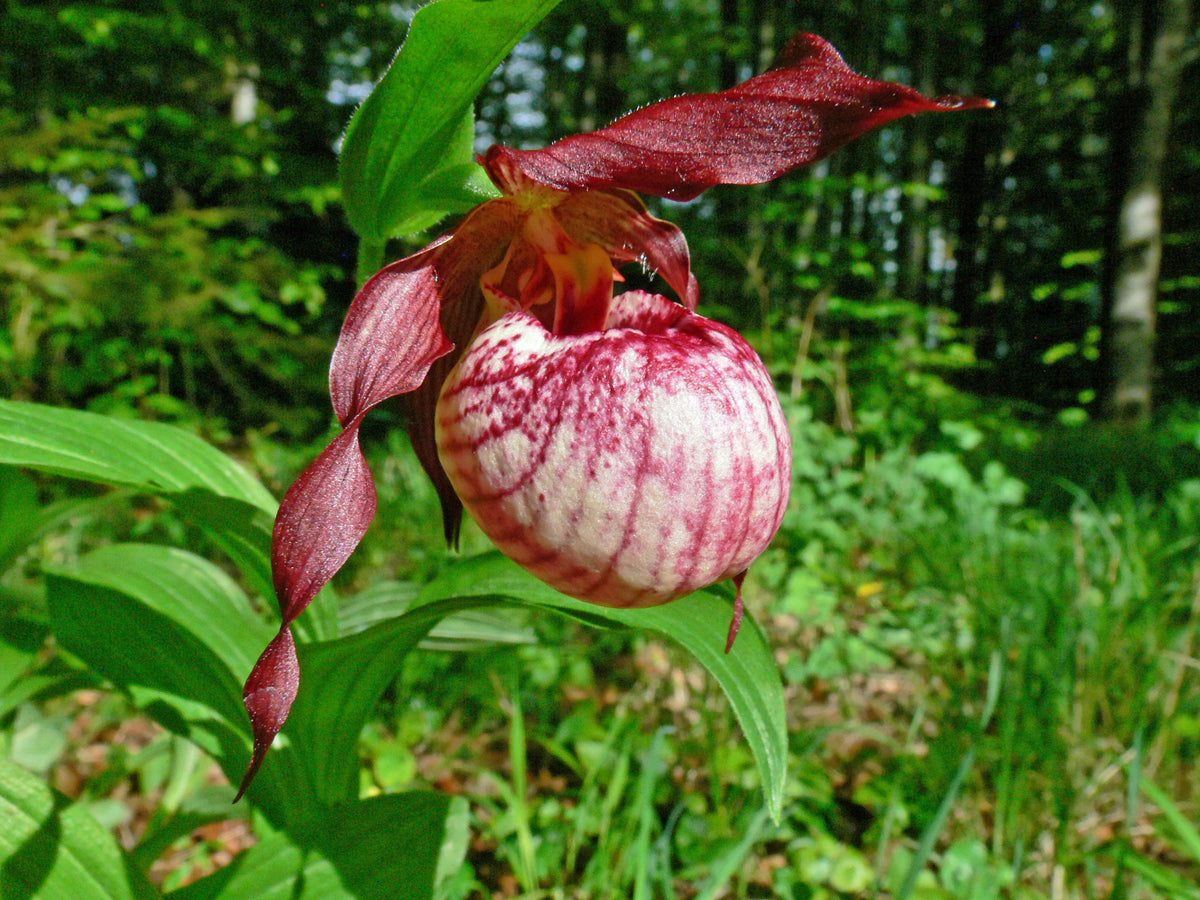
[167,793,448,900]
[0,400,274,512]
[0,758,159,900]
[290,552,788,821]
[0,401,340,642]
[43,543,785,823]
[42,544,303,820]
[418,552,789,822]
[338,0,562,241]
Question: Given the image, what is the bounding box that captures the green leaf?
[287,582,588,806]
[0,468,112,577]
[167,792,449,900]
[421,608,536,651]
[43,545,279,807]
[169,489,276,604]
[1140,777,1200,865]
[335,579,423,636]
[433,795,472,892]
[47,544,266,723]
[0,400,275,513]
[0,658,95,722]
[289,552,788,821]
[338,580,534,648]
[417,553,790,823]
[1101,840,1200,900]
[9,705,70,774]
[44,543,334,824]
[288,597,525,806]
[0,468,41,572]
[338,0,561,241]
[0,402,343,642]
[287,607,456,805]
[383,108,500,238]
[1060,248,1102,268]
[42,540,784,824]
[0,758,159,900]
[128,787,233,877]
[897,747,976,900]
[164,491,340,644]
[0,617,48,703]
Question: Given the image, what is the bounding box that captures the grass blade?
[896,747,976,900]
[1139,777,1200,864]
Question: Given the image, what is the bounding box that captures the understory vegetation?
[5,360,1198,899]
[3,1,1199,898]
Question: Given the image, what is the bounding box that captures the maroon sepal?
[239,239,468,795]
[234,626,298,801]
[725,571,748,654]
[484,33,993,202]
[270,420,378,621]
[330,243,455,425]
[385,202,518,544]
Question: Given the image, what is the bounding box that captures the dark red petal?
[244,217,514,793]
[329,242,455,426]
[272,244,463,630]
[395,201,520,545]
[403,381,469,547]
[270,419,376,622]
[484,32,993,201]
[235,626,298,801]
[555,189,700,310]
[546,244,615,335]
[725,571,747,654]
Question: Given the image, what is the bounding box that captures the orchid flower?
[236,32,991,798]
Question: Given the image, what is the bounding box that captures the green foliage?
[3,1,1200,898]
[0,103,339,437]
[753,380,1200,897]
[166,793,450,900]
[0,758,159,900]
[1006,416,1200,513]
[0,391,784,888]
[339,0,565,247]
[416,553,788,821]
[0,0,432,437]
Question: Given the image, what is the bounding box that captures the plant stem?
[356,238,387,289]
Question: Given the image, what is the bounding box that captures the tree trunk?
[230,64,259,126]
[719,0,741,90]
[949,0,1012,331]
[579,6,627,132]
[901,0,935,306]
[1098,0,1192,423]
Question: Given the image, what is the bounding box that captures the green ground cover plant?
[3,1,1199,898]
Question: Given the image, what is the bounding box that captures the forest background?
[2,0,1199,898]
